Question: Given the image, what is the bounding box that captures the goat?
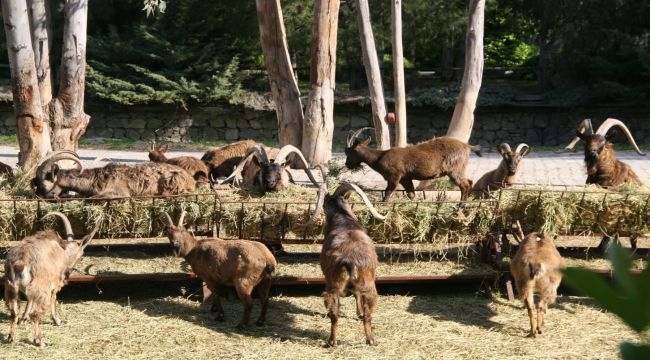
[0,160,13,178]
[148,143,210,184]
[31,151,196,199]
[201,139,258,180]
[345,128,482,201]
[4,211,101,347]
[310,181,386,346]
[510,232,565,338]
[163,211,277,329]
[220,144,321,193]
[471,143,531,198]
[563,118,646,187]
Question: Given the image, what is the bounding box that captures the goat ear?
[361,136,372,146]
[520,146,531,157]
[52,164,60,179]
[160,144,169,153]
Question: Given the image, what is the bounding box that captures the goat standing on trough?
[220,144,321,193]
[4,212,101,347]
[563,118,646,187]
[201,139,258,180]
[471,143,531,198]
[163,211,277,329]
[344,128,482,201]
[310,181,386,346]
[31,151,196,199]
[510,232,565,338]
[149,143,210,184]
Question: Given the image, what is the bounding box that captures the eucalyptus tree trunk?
[355,0,389,150]
[255,0,304,148]
[302,0,340,165]
[2,0,51,170]
[391,0,406,147]
[2,0,90,171]
[446,0,484,143]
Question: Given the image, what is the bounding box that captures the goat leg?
[235,284,254,329]
[50,290,63,326]
[361,289,377,346]
[524,291,537,338]
[382,180,400,202]
[6,285,20,343]
[324,291,340,347]
[29,310,45,347]
[255,277,273,326]
[399,179,416,200]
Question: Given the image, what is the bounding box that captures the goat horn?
[515,143,530,155]
[217,151,257,185]
[497,143,511,154]
[306,183,328,225]
[164,212,174,227]
[42,211,74,242]
[177,210,187,227]
[560,119,594,152]
[333,182,386,220]
[81,217,103,250]
[595,118,646,156]
[273,145,322,187]
[346,127,374,148]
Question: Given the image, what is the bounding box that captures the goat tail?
[528,262,543,279]
[471,144,483,157]
[339,261,358,280]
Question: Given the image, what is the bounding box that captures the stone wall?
[1,102,649,149]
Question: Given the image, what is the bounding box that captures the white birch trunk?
[28,0,53,105]
[446,0,484,143]
[391,0,407,147]
[355,0,390,150]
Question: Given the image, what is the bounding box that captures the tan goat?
[201,139,258,180]
[4,212,101,347]
[163,211,277,328]
[149,143,210,184]
[472,143,530,198]
[510,232,565,338]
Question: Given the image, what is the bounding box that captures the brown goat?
[31,151,196,199]
[201,139,258,180]
[164,211,277,329]
[345,128,482,201]
[471,143,531,198]
[149,144,210,184]
[311,181,386,346]
[4,212,101,347]
[563,118,646,187]
[221,144,320,193]
[510,232,565,338]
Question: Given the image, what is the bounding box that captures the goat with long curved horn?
[563,118,645,187]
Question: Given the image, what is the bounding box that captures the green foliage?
[563,243,650,358]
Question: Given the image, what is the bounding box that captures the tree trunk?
[302,0,340,165]
[391,0,406,147]
[446,0,484,143]
[49,0,90,153]
[29,0,53,105]
[2,0,51,170]
[355,0,389,150]
[255,0,304,149]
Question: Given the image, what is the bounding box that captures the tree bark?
[302,0,340,165]
[446,0,484,143]
[355,0,389,150]
[255,0,304,149]
[391,0,406,147]
[2,0,51,170]
[50,0,90,153]
[28,0,53,105]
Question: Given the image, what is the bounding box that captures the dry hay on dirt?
[0,292,639,360]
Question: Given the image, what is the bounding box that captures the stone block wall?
[0,102,648,149]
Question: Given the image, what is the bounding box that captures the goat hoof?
[327,339,337,347]
[366,338,376,346]
[527,332,537,338]
[7,335,15,343]
[34,338,47,348]
[53,318,62,326]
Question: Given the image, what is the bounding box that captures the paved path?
[1,145,648,189]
